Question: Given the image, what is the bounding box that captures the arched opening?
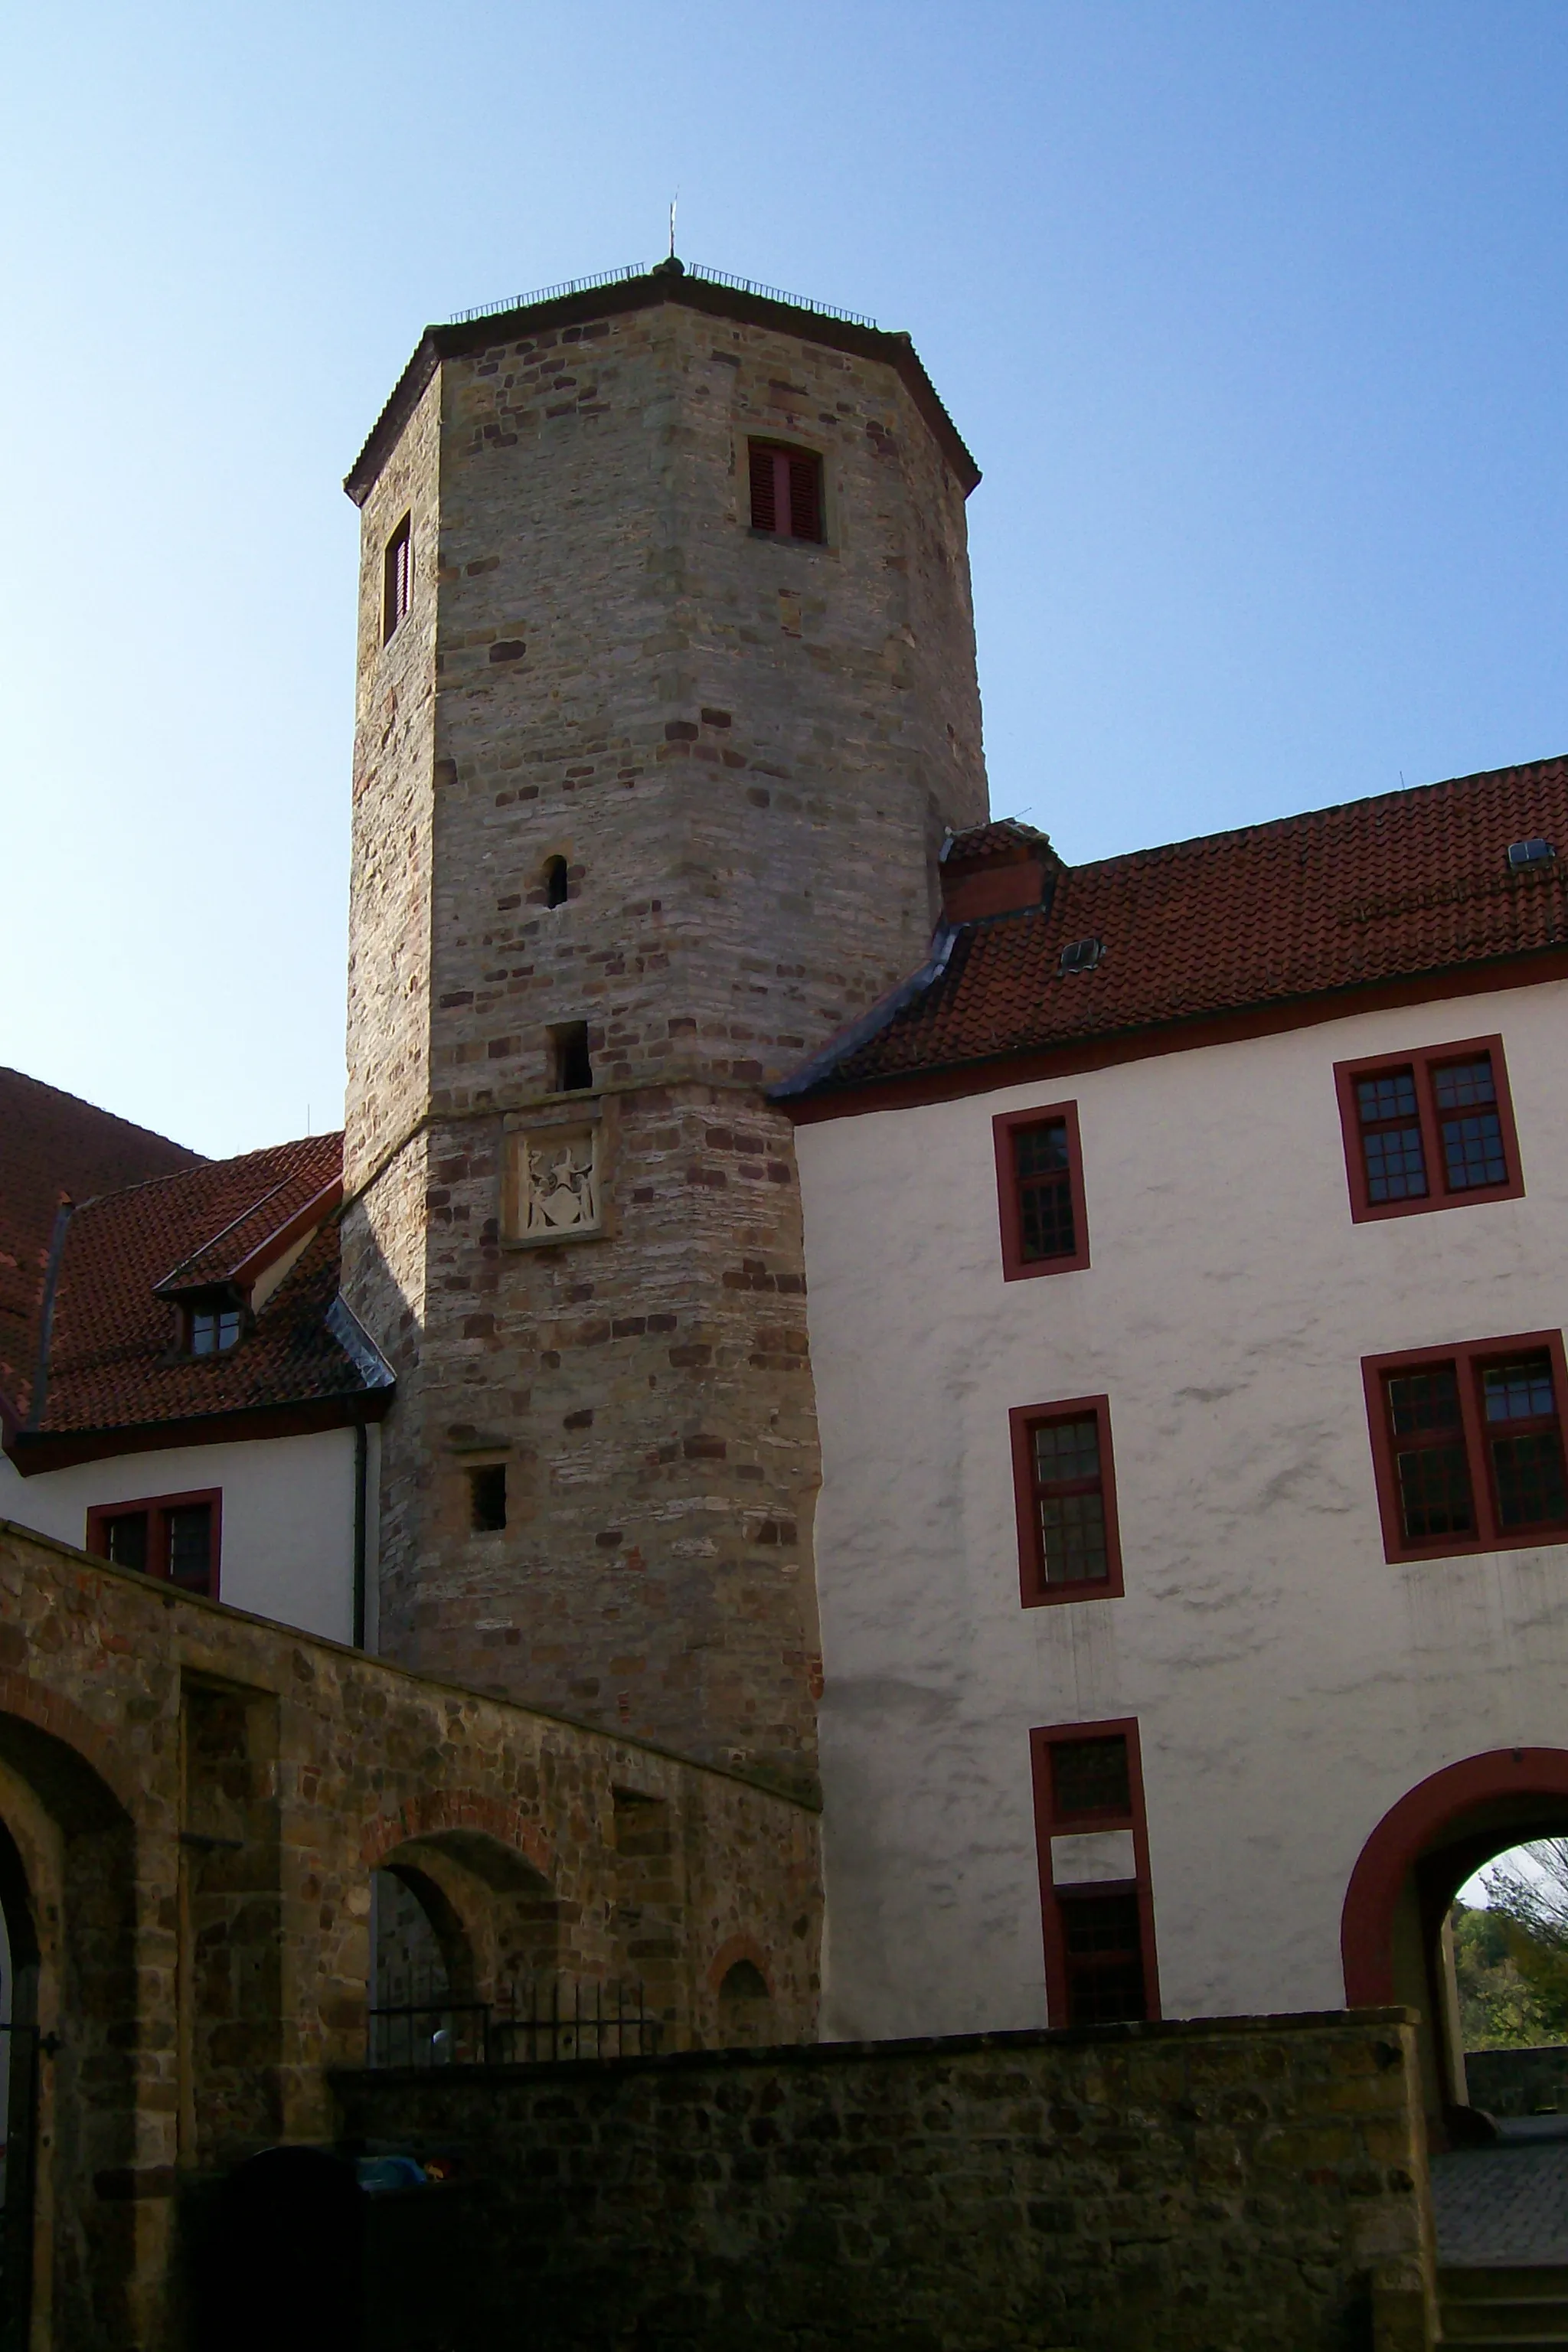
[1343,1749,1568,2144]
[713,1951,775,2049]
[543,854,570,909]
[369,1831,561,2066]
[1448,1838,1568,2122]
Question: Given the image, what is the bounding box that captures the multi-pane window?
[382,513,413,642]
[1031,1722,1158,2028]
[1335,1037,1522,1222]
[1365,1334,1568,1560]
[87,1491,220,1599]
[190,1307,242,1356]
[1010,1396,1122,1605]
[994,1103,1090,1279]
[747,442,824,542]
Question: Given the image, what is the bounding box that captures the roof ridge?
[64,1130,341,1220]
[1068,751,1568,880]
[0,1068,202,1164]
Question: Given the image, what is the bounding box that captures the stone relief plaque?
[502,1104,614,1246]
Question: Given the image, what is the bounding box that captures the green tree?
[1481,1839,1568,2040]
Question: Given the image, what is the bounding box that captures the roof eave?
[344,271,980,508]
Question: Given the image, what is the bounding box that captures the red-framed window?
[382,512,413,642]
[1030,1720,1159,2027]
[994,1103,1090,1279]
[1362,1331,1568,1563]
[86,1488,221,1600]
[1010,1396,1123,1606]
[747,442,824,542]
[1334,1035,1524,1223]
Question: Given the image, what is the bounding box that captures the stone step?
[1439,2267,1568,2342]
[1439,2262,1568,2344]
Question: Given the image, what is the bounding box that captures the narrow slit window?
[544,855,570,909]
[383,514,413,643]
[551,1022,593,1093]
[747,442,824,542]
[469,1465,508,1533]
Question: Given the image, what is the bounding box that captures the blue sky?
[5,2,1568,1156]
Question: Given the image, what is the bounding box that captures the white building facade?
[783,777,1568,2132]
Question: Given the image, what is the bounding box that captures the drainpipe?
[26,1199,74,1428]
[352,1422,368,1651]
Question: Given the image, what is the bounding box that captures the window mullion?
[1455,1351,1498,1547]
[1414,1057,1451,1200]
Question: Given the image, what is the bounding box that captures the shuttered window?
[748,443,824,541]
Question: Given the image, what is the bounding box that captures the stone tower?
[340,262,988,1795]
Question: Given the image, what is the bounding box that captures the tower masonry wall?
[342,283,989,1792]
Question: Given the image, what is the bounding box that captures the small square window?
[1364,1331,1568,1561]
[1334,1035,1523,1223]
[469,1465,507,1533]
[1010,1396,1123,1606]
[747,442,824,542]
[994,1102,1090,1279]
[383,514,413,643]
[1031,1720,1158,2027]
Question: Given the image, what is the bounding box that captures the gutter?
[767,925,962,1103]
[24,1199,74,1430]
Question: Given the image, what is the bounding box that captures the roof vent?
[1058,936,1103,975]
[1508,837,1556,870]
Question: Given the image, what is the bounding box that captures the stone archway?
[1342,1748,1568,2137]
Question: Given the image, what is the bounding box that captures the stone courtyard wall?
[0,1517,818,2350]
[1463,2043,1568,2116]
[333,2010,1436,2352]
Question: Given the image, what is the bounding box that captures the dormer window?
[190,1306,242,1356]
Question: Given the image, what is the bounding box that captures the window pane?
[104,1513,149,1573]
[1363,1124,1427,1203]
[1040,1492,1108,1583]
[167,1505,213,1595]
[1034,1416,1099,1484]
[1432,1057,1497,1111]
[1062,1893,1146,2024]
[1492,1431,1568,1529]
[1050,1735,1131,1819]
[1395,1442,1475,1540]
[1014,1121,1070,1180]
[1357,1070,1419,1123]
[1020,1175,1076,1259]
[1387,1365,1460,1436]
[191,1313,216,1356]
[217,1311,241,1351]
[1441,1109,1508,1191]
[1484,1356,1556,1423]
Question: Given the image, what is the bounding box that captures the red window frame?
[993,1102,1090,1280]
[747,441,825,542]
[1010,1395,1124,1607]
[1362,1331,1568,1563]
[1030,1719,1160,2027]
[1334,1034,1524,1224]
[86,1488,222,1600]
[382,512,413,643]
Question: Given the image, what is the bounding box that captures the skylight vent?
[1058,936,1104,976]
[1508,838,1557,870]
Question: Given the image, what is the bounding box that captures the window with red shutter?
[747,441,825,542]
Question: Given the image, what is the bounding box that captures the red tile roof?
[0,1069,201,1417]
[15,1133,389,1449]
[783,755,1568,1104]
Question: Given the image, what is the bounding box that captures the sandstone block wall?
[0,1518,818,2350]
[334,2010,1436,2352]
[341,275,992,1792]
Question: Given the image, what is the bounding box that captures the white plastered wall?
[794,975,1568,2043]
[0,1427,361,1646]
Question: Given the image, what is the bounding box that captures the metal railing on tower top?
[449,263,878,333]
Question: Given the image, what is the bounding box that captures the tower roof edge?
[343,267,980,508]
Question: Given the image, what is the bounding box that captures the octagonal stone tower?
[340,261,988,1795]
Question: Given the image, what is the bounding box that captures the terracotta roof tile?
[0,1070,201,1416]
[789,755,1568,1099]
[24,1133,384,1439]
